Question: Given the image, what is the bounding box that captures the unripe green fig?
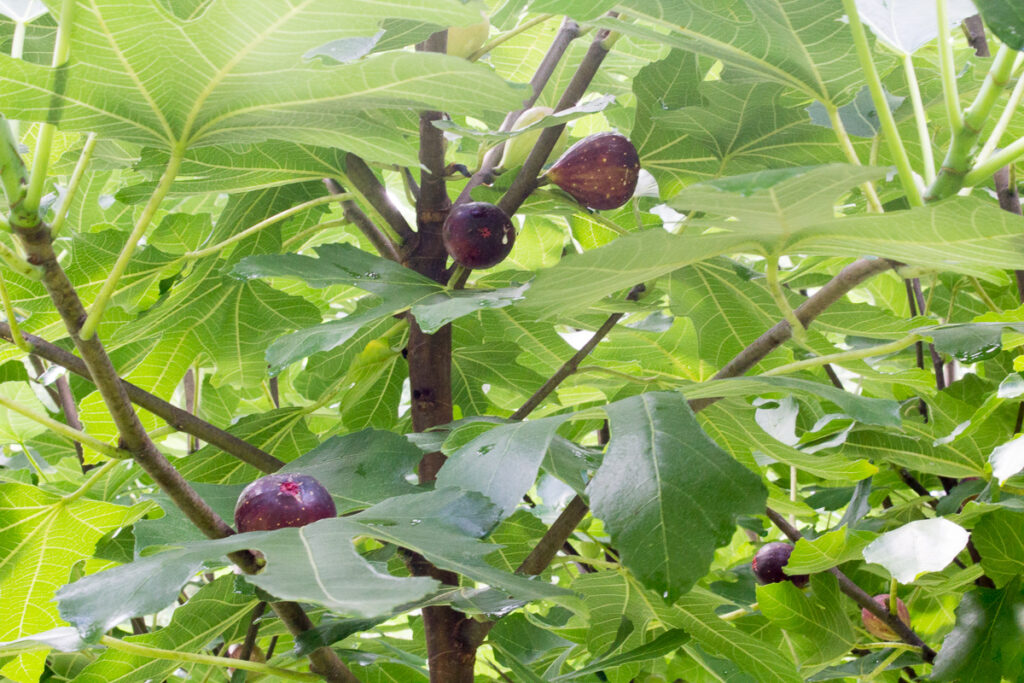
[442,202,515,269]
[861,594,911,641]
[447,15,489,59]
[497,106,568,171]
[546,132,640,210]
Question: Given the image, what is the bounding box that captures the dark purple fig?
[752,541,809,588]
[546,132,640,210]
[861,594,911,640]
[442,201,515,269]
[234,473,336,532]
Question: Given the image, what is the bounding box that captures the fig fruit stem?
[446,264,468,289]
[79,146,185,340]
[0,272,30,351]
[842,0,923,207]
[888,578,899,614]
[50,133,98,237]
[97,635,320,682]
[183,194,348,260]
[468,13,556,62]
[20,0,75,220]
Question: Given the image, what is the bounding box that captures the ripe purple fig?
[442,201,515,269]
[752,541,809,588]
[861,594,911,641]
[234,473,336,533]
[546,132,640,210]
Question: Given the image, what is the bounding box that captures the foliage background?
[0,0,1023,681]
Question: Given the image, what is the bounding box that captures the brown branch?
[765,508,937,662]
[497,27,615,218]
[54,369,85,465]
[342,155,415,243]
[0,323,285,473]
[993,168,1024,301]
[323,178,403,262]
[962,15,989,57]
[511,284,644,420]
[182,368,199,453]
[456,17,582,204]
[689,257,895,412]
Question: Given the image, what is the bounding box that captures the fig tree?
[234,473,336,532]
[442,201,515,269]
[861,594,911,641]
[751,541,809,588]
[546,131,640,210]
[497,106,568,171]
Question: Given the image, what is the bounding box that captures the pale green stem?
[0,239,41,280]
[23,440,48,482]
[446,264,468,289]
[588,211,630,236]
[468,13,556,61]
[865,647,907,680]
[8,21,26,139]
[903,53,936,185]
[61,457,120,503]
[0,393,129,459]
[889,578,899,610]
[765,255,807,346]
[976,53,1024,165]
[97,636,320,682]
[970,276,1001,313]
[936,0,962,130]
[50,133,97,237]
[22,0,77,217]
[964,135,1024,186]
[279,217,349,251]
[963,44,1016,134]
[80,147,185,340]
[183,194,347,260]
[147,423,178,440]
[842,0,924,207]
[761,334,923,377]
[825,104,884,212]
[333,169,404,246]
[719,603,758,622]
[0,214,9,232]
[0,271,30,351]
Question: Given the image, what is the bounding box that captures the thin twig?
[323,178,402,262]
[343,155,415,243]
[497,25,617,218]
[456,17,582,204]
